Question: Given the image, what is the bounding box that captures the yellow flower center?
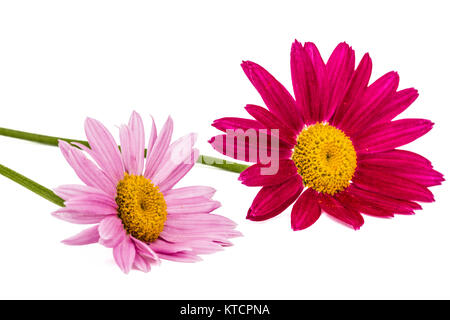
[291,123,357,195]
[115,174,167,243]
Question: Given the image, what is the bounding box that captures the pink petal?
[157,149,199,192]
[144,116,173,179]
[165,213,236,228]
[166,198,221,214]
[156,251,202,263]
[163,186,216,201]
[238,159,298,187]
[147,116,158,156]
[128,111,145,174]
[132,253,152,272]
[150,239,192,254]
[84,117,124,183]
[161,225,239,239]
[58,141,116,196]
[61,225,100,245]
[131,237,160,262]
[152,132,197,186]
[317,193,364,230]
[354,119,434,154]
[63,198,117,213]
[241,60,303,132]
[291,188,321,231]
[113,236,136,274]
[98,216,125,248]
[54,184,110,201]
[246,175,303,221]
[185,240,224,255]
[119,125,134,174]
[52,207,114,224]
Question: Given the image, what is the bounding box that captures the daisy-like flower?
[53,112,240,273]
[210,40,443,230]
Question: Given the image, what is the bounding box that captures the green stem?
[0,164,64,207]
[0,127,249,173]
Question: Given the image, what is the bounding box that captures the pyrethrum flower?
[210,40,443,230]
[53,112,240,273]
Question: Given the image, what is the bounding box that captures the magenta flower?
[53,112,241,273]
[210,40,443,230]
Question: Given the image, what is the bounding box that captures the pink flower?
[53,112,241,273]
[210,40,443,231]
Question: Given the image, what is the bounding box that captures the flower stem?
[0,127,249,173]
[0,163,64,207]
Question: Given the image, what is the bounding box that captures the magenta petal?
[344,184,421,216]
[317,193,364,230]
[209,134,292,163]
[332,53,372,129]
[358,149,432,167]
[238,159,298,187]
[353,167,435,202]
[113,237,136,274]
[241,60,303,131]
[212,116,292,150]
[358,151,443,187]
[212,117,265,132]
[247,175,303,221]
[291,188,321,231]
[304,42,331,121]
[354,119,434,154]
[291,40,322,124]
[358,162,443,187]
[61,225,100,245]
[335,187,394,217]
[343,71,400,134]
[244,104,298,146]
[326,42,355,124]
[371,88,419,126]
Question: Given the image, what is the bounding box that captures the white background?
[0,0,449,299]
